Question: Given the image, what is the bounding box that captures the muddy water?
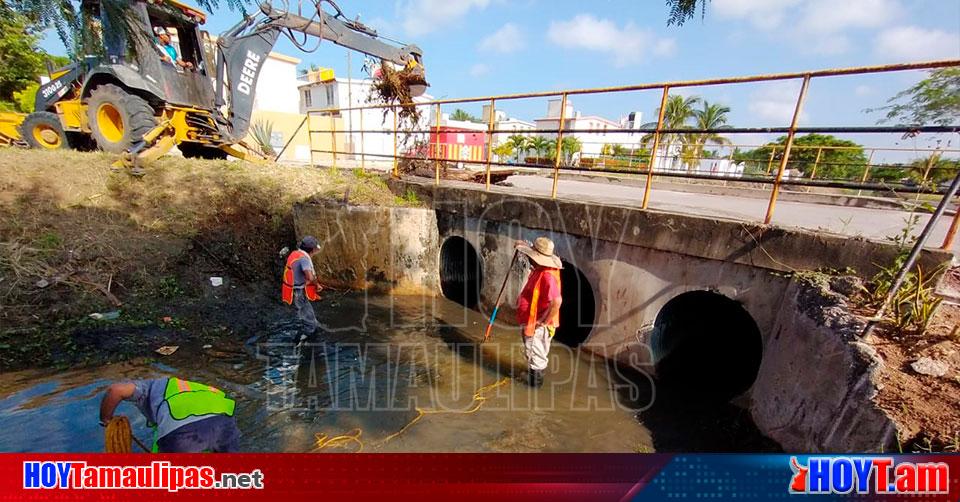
[0,294,774,453]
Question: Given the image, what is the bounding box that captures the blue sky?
[41,0,960,159]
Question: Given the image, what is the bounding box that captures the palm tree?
[506,134,529,163]
[528,136,550,161]
[561,136,582,163]
[641,95,700,170]
[688,101,732,170]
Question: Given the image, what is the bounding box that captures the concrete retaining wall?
[293,201,439,294]
[751,276,897,452]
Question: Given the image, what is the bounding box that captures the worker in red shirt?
[515,237,563,388]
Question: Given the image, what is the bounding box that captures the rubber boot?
[527,369,544,388]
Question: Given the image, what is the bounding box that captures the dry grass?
[0,149,412,357]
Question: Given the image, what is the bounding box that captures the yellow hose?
[104,416,150,453]
[312,377,511,453]
[104,416,133,453]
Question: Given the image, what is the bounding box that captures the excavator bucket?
[0,112,26,147]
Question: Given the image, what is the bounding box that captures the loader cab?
[80,0,216,109]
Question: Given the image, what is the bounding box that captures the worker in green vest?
[100,377,239,453]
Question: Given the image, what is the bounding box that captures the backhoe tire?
[87,84,157,154]
[179,142,228,160]
[20,111,67,150]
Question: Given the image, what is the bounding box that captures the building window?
[325,84,335,108]
[303,89,312,108]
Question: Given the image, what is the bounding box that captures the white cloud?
[712,0,802,29]
[714,0,904,55]
[469,63,490,77]
[546,14,675,67]
[398,0,492,36]
[798,0,899,34]
[874,26,960,61]
[748,82,810,125]
[854,85,875,97]
[478,23,525,53]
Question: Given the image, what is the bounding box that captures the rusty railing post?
[642,86,670,209]
[359,106,365,170]
[484,98,497,191]
[550,93,568,199]
[943,205,960,250]
[331,116,337,169]
[809,147,823,179]
[433,103,441,186]
[765,146,777,175]
[392,106,398,177]
[856,148,876,196]
[764,74,811,225]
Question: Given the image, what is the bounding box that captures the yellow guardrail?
[305,59,960,247]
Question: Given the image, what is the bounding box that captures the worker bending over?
[100,377,239,452]
[282,236,324,334]
[515,237,563,388]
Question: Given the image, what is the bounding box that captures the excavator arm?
[214,0,426,143]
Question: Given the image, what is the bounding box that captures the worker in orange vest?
[515,237,563,388]
[282,236,324,333]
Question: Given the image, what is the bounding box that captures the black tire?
[86,84,157,153]
[20,111,67,150]
[179,142,229,160]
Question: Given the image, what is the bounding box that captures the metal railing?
[305,59,960,248]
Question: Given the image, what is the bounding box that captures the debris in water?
[35,279,49,288]
[89,311,120,321]
[155,345,179,356]
[202,344,213,349]
[209,277,224,287]
[162,316,173,323]
[911,357,949,377]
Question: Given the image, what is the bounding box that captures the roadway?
[505,175,960,254]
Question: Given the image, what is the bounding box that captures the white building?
[481,105,536,148]
[299,71,433,164]
[533,99,644,159]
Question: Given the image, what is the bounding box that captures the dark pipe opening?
[439,236,482,309]
[554,260,596,347]
[651,291,762,403]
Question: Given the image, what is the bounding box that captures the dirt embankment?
[0,149,413,372]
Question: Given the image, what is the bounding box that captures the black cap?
[300,236,319,251]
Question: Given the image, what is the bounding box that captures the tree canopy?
[0,10,46,103]
[450,109,481,123]
[869,68,960,127]
[734,134,868,180]
[665,0,708,26]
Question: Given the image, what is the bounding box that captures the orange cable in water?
[312,377,512,453]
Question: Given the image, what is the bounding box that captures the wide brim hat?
[517,237,563,269]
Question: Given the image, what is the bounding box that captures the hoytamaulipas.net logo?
[23,460,264,492]
[789,456,949,495]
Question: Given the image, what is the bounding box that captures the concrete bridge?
[293,176,953,452]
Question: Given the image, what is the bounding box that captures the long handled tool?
[483,250,519,343]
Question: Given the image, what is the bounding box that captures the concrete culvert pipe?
[439,236,483,309]
[555,260,596,347]
[651,290,762,404]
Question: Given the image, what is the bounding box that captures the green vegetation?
[640,95,733,171]
[251,119,277,158]
[734,134,868,180]
[0,10,46,108]
[867,215,943,334]
[505,134,528,162]
[449,109,481,123]
[665,0,707,25]
[9,0,244,58]
[870,68,960,127]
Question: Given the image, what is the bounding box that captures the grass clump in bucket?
[369,60,427,124]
